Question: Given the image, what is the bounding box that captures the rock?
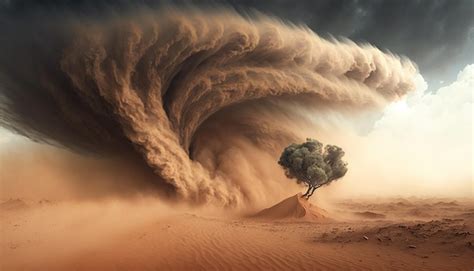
[363,235,369,240]
[408,245,417,249]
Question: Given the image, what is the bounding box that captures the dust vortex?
[0,8,417,206]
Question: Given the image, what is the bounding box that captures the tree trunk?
[302,185,312,197]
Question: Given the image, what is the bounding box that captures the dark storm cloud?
[232,1,474,63]
[2,0,473,82]
[226,0,474,89]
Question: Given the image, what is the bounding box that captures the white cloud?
[0,128,19,145]
[333,64,473,198]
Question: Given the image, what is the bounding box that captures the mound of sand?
[353,211,386,219]
[254,193,330,221]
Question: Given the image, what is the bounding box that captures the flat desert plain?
[1,195,473,270]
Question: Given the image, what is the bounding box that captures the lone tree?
[278,138,348,199]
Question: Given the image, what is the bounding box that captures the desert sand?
[1,194,472,271]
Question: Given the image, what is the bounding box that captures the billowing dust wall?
[0,8,416,206]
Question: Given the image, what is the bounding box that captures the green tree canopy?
[278,138,348,190]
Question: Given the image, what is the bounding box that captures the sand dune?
[353,211,386,219]
[253,193,330,221]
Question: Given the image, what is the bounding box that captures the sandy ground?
[1,195,473,271]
